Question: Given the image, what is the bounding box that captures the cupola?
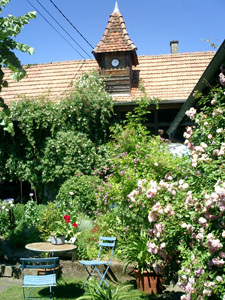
[93,1,138,94]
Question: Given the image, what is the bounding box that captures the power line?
[26,0,87,60]
[34,0,92,59]
[49,0,94,49]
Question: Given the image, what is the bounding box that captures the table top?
[25,242,77,253]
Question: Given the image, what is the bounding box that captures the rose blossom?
[185,107,197,120]
[212,257,225,267]
[216,128,223,134]
[216,276,222,282]
[198,217,207,225]
[219,251,225,258]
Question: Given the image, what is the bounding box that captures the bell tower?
[93,1,138,94]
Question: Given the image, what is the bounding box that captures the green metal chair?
[20,257,59,300]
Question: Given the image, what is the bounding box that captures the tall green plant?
[77,281,142,300]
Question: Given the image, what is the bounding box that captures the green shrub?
[56,174,101,217]
[8,219,41,248]
[7,199,45,248]
[0,198,14,236]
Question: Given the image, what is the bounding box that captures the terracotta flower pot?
[134,269,162,294]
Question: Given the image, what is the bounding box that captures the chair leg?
[82,265,96,286]
[82,264,112,289]
[23,287,27,300]
[50,286,54,300]
[95,266,110,287]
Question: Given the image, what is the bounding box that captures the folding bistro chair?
[79,236,116,287]
[20,257,59,300]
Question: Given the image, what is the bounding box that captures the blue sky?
[2,0,225,65]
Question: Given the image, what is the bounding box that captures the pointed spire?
[93,0,138,66]
[114,1,119,13]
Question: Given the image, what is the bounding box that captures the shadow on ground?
[157,291,184,300]
[38,281,84,299]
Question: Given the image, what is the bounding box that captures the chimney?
[170,40,179,54]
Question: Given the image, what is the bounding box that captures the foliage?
[57,71,114,144]
[145,77,225,299]
[50,214,78,240]
[5,197,45,247]
[0,0,36,135]
[77,281,143,300]
[95,122,186,239]
[75,230,99,260]
[0,197,14,235]
[56,174,100,217]
[118,230,154,274]
[23,196,45,226]
[0,71,114,202]
[8,218,41,248]
[41,131,97,183]
[6,198,79,245]
[38,201,78,241]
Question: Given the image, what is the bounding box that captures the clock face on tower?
[111,58,120,67]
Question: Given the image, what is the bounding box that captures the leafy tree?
[0,0,36,135]
[0,72,114,202]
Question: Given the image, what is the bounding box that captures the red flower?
[64,215,71,223]
[72,223,78,228]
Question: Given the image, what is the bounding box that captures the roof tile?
[93,10,137,54]
[1,51,215,105]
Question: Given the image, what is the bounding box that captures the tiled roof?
[1,51,215,106]
[93,6,137,54]
[130,51,216,103]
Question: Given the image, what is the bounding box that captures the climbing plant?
[0,0,36,135]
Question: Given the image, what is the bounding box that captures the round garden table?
[25,242,77,259]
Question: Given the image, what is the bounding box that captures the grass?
[0,277,184,300]
[0,277,150,300]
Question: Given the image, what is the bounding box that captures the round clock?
[111,58,120,67]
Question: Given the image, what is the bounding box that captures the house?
[1,1,224,141]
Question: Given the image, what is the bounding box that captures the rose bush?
[95,120,186,239]
[145,76,225,299]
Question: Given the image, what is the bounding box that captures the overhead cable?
[34,0,92,59]
[49,0,94,49]
[26,0,87,59]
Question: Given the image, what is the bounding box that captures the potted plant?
[50,214,78,244]
[119,230,162,294]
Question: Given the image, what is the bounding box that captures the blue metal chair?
[20,257,59,300]
[79,236,116,287]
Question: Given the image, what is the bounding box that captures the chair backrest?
[97,236,116,263]
[20,257,59,272]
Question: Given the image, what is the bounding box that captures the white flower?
[199,217,207,225]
